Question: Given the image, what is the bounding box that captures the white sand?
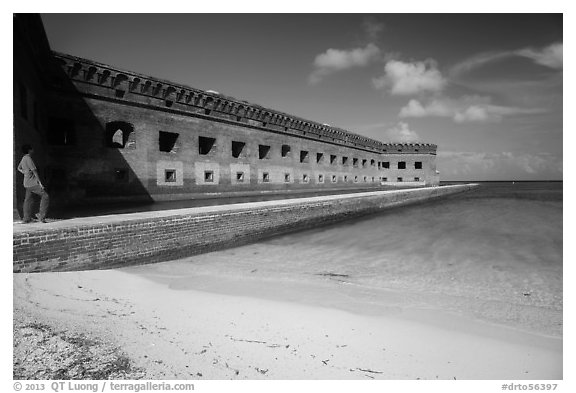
[13,268,562,380]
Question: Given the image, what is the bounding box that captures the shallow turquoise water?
[125,182,563,336]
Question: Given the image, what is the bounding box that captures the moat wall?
[13,184,476,273]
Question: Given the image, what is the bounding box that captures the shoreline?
[135,267,562,340]
[13,267,562,380]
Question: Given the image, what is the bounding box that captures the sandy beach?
[13,264,562,380]
[13,184,563,380]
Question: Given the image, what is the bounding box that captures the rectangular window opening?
[331,175,337,183]
[302,174,309,183]
[236,172,244,182]
[382,177,388,182]
[415,161,423,169]
[232,141,246,158]
[165,169,177,183]
[300,150,309,163]
[199,136,216,155]
[281,144,291,157]
[262,172,270,182]
[316,152,324,164]
[353,158,359,167]
[382,162,390,169]
[284,173,291,183]
[397,177,403,182]
[362,159,367,168]
[318,174,324,183]
[342,156,349,165]
[159,131,179,153]
[258,145,271,160]
[330,155,337,165]
[204,170,214,182]
[398,161,406,170]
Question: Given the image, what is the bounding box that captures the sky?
[40,13,563,181]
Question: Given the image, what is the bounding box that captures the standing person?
[17,144,49,223]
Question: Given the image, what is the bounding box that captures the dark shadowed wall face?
[40,14,562,181]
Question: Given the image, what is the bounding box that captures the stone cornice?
[51,51,437,155]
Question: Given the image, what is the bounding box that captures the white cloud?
[399,98,453,118]
[308,43,381,84]
[399,95,546,123]
[453,105,490,123]
[372,59,446,95]
[516,42,563,69]
[449,51,513,76]
[450,42,563,76]
[454,104,546,123]
[438,151,562,179]
[384,122,419,143]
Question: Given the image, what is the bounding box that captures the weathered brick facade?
[13,15,440,217]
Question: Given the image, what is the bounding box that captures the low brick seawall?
[13,184,477,273]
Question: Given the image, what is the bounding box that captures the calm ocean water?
[251,181,563,301]
[127,182,563,335]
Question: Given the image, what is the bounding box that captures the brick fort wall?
[13,184,475,273]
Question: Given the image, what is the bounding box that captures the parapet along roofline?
[52,51,436,155]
